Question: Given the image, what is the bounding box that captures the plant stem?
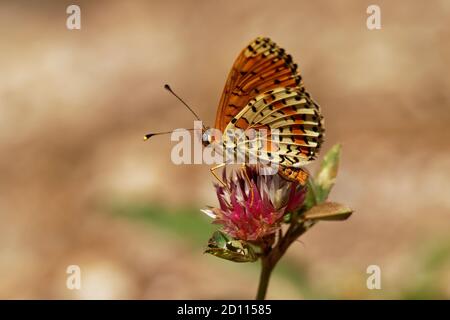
[255,222,313,300]
[256,256,274,300]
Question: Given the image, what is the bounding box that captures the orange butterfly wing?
[214,37,304,131]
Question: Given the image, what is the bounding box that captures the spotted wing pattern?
[224,87,324,168]
[214,37,303,132]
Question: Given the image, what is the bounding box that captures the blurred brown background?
[0,0,449,299]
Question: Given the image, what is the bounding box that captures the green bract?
[205,231,258,263]
[304,143,342,209]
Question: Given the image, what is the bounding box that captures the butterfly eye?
[202,132,210,142]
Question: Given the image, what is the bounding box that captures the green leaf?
[302,202,353,221]
[205,231,258,263]
[315,144,341,203]
[303,177,319,210]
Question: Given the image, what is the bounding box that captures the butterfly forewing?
[215,37,304,131]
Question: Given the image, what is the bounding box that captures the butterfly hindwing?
[225,87,324,168]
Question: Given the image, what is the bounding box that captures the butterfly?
[205,36,324,185]
[146,37,324,186]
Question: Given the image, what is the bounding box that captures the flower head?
[202,166,306,241]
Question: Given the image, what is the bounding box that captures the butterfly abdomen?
[278,167,309,186]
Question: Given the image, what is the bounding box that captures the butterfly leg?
[210,163,227,187]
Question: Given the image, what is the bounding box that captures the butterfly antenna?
[143,128,200,141]
[164,84,202,121]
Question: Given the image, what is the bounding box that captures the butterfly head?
[202,126,219,147]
